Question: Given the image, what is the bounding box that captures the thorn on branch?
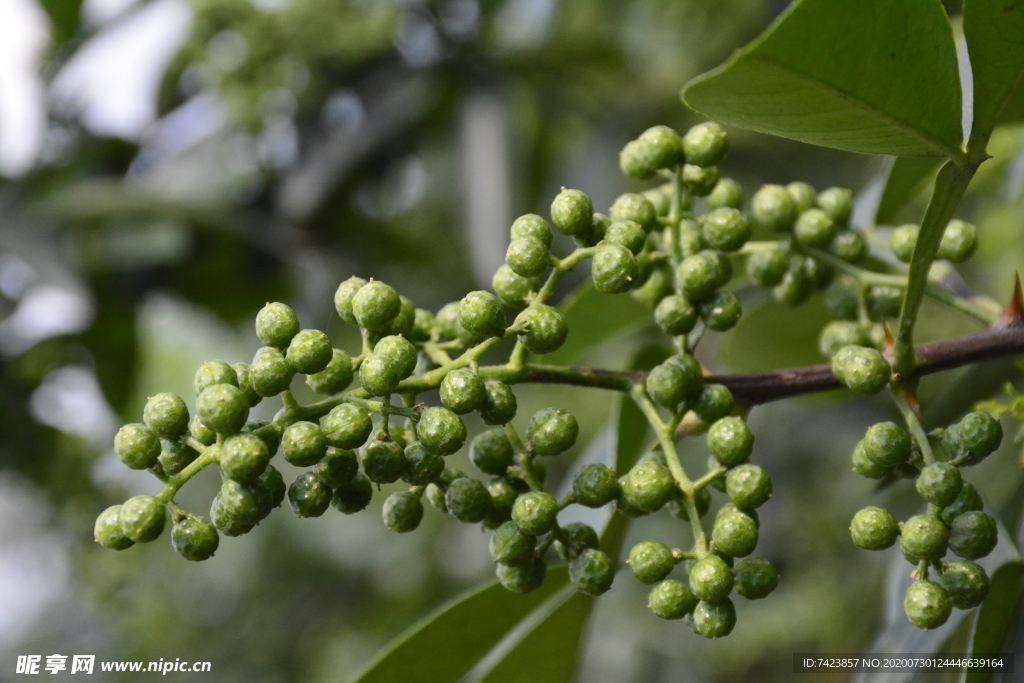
[1001,273,1024,325]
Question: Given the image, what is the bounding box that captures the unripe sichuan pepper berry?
[939,560,990,609]
[773,262,812,305]
[372,336,417,378]
[220,433,270,483]
[949,511,998,560]
[628,541,675,584]
[490,520,537,565]
[401,444,443,486]
[171,514,219,561]
[646,360,696,408]
[622,461,675,514]
[492,266,538,309]
[255,302,300,349]
[683,164,720,197]
[751,184,798,232]
[712,510,759,557]
[694,384,734,424]
[196,384,249,434]
[676,250,730,302]
[460,291,506,339]
[114,423,161,470]
[818,321,871,358]
[699,291,742,331]
[830,230,868,263]
[816,187,853,225]
[591,244,639,294]
[610,193,657,232]
[682,122,728,167]
[850,506,900,550]
[362,440,406,484]
[316,447,359,487]
[511,213,554,247]
[938,219,978,262]
[550,188,593,236]
[831,345,891,396]
[863,422,912,468]
[940,482,984,526]
[526,407,579,456]
[707,178,744,210]
[143,393,189,440]
[745,246,789,287]
[470,429,515,476]
[901,514,950,562]
[506,237,549,278]
[334,276,368,324]
[288,472,332,518]
[573,463,620,508]
[654,294,698,335]
[445,478,492,523]
[702,208,750,253]
[786,181,816,212]
[557,522,599,559]
[440,368,486,415]
[708,417,754,467]
[514,304,568,354]
[416,407,467,455]
[734,558,778,599]
[359,354,402,396]
[916,463,963,507]
[604,220,646,255]
[192,360,238,396]
[725,464,772,510]
[794,208,837,248]
[479,381,517,425]
[352,281,401,332]
[323,403,373,449]
[570,549,614,596]
[620,126,683,178]
[955,411,1003,463]
[250,347,294,397]
[497,558,547,594]
[689,554,734,602]
[332,473,373,514]
[94,505,134,550]
[231,362,261,407]
[693,599,737,639]
[383,491,424,533]
[281,421,328,467]
[648,579,698,619]
[904,580,952,629]
[512,491,559,535]
[119,494,166,543]
[306,349,354,394]
[890,224,919,263]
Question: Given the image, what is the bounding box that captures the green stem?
[156,450,219,504]
[889,384,935,466]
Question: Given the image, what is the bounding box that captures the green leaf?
[875,157,943,226]
[964,562,1024,683]
[349,567,570,683]
[544,283,650,366]
[681,0,964,160]
[963,0,1024,151]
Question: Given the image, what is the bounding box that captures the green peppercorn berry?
[821,279,856,322]
[141,393,188,440]
[334,276,369,324]
[949,511,997,560]
[196,383,249,435]
[772,262,812,305]
[157,439,197,476]
[209,492,253,537]
[681,164,720,197]
[622,461,675,514]
[313,447,359,488]
[863,422,912,468]
[411,407,463,456]
[635,125,685,171]
[379,491,423,533]
[514,304,568,354]
[570,549,614,596]
[648,579,697,619]
[644,358,696,409]
[887,224,918,263]
[816,187,853,225]
[435,302,468,343]
[641,186,672,216]
[699,208,748,253]
[388,294,417,338]
[94,505,134,550]
[938,219,978,262]
[904,580,952,629]
[818,321,871,359]
[509,213,554,247]
[280,421,327,467]
[591,244,639,294]
[940,482,983,526]
[609,193,657,232]
[512,491,559,535]
[171,514,219,561]
[228,362,260,408]
[708,417,754,467]
[866,286,902,320]
[497,557,547,594]
[361,439,406,484]
[825,232,865,265]
[915,463,962,507]
[192,360,238,396]
[440,368,486,415]
[682,122,728,167]
[628,541,675,584]
[250,347,295,397]
[303,348,353,394]
[255,302,299,348]
[351,280,401,332]
[669,487,712,522]
[698,290,742,331]
[188,413,215,447]
[750,184,797,232]
[550,188,594,237]
[850,506,900,550]
[573,463,620,508]
[557,522,600,561]
[784,181,816,212]
[526,407,579,456]
[692,598,737,639]
[794,208,837,248]
[219,433,270,483]
[745,247,789,287]
[359,354,401,396]
[713,511,759,557]
[490,520,537,565]
[956,411,1003,463]
[492,265,538,309]
[114,423,161,470]
[119,494,166,543]
[707,178,744,210]
[604,220,647,255]
[677,220,707,257]
[320,404,371,451]
[479,380,517,426]
[831,345,891,396]
[485,479,518,528]
[676,250,729,302]
[329,472,372,514]
[734,558,778,599]
[689,554,734,601]
[459,290,506,339]
[409,308,434,342]
[401,444,443,486]
[939,561,990,609]
[370,336,415,379]
[470,429,514,476]
[654,294,698,335]
[287,472,331,518]
[901,514,950,562]
[505,236,550,279]
[725,464,772,510]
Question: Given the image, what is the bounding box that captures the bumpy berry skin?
[591,244,639,294]
[231,362,262,407]
[955,411,1003,463]
[490,521,537,565]
[570,549,614,596]
[514,304,568,354]
[506,237,550,278]
[115,423,162,470]
[819,321,871,358]
[512,491,559,535]
[683,164,720,197]
[172,514,219,561]
[159,439,198,476]
[852,440,892,479]
[385,295,416,338]
[190,415,216,446]
[646,361,693,408]
[689,554,734,602]
[610,193,657,232]
[119,494,166,543]
[480,381,517,426]
[470,429,514,476]
[940,560,990,609]
[713,511,759,558]
[306,349,354,395]
[904,580,952,629]
[890,225,919,263]
[492,265,539,310]
[786,181,816,212]
[726,464,772,510]
[707,178,744,210]
[862,422,912,468]
[359,354,402,397]
[622,126,684,178]
[209,491,254,537]
[772,263,812,306]
[382,492,424,533]
[699,291,742,331]
[288,472,332,518]
[916,463,962,507]
[401,444,443,486]
[794,208,837,248]
[702,208,750,253]
[850,506,900,550]
[281,421,328,467]
[255,302,299,349]
[604,220,647,255]
[497,558,547,594]
[332,472,373,514]
[949,511,997,560]
[573,463,620,508]
[745,247,789,287]
[622,462,675,514]
[315,447,359,487]
[831,345,891,396]
[940,482,984,526]
[460,291,506,339]
[527,407,579,456]
[628,541,675,584]
[440,369,486,415]
[361,440,406,484]
[143,393,189,440]
[485,479,518,529]
[750,184,798,232]
[648,579,698,619]
[371,336,415,378]
[654,295,698,335]
[938,219,978,262]
[250,347,295,397]
[682,122,728,167]
[416,407,467,456]
[196,384,249,434]
[816,187,853,225]
[708,417,754,467]
[334,276,369,324]
[95,505,134,550]
[352,281,401,332]
[550,188,593,236]
[220,433,270,483]
[511,213,554,247]
[442,478,491,523]
[734,558,778,599]
[693,599,737,639]
[676,250,729,302]
[193,360,238,396]
[830,230,868,263]
[323,403,373,449]
[901,514,950,562]
[558,523,600,559]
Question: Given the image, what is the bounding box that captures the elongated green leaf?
[545,283,650,366]
[350,567,569,683]
[682,0,964,159]
[963,0,1024,151]
[875,157,943,225]
[964,563,1024,683]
